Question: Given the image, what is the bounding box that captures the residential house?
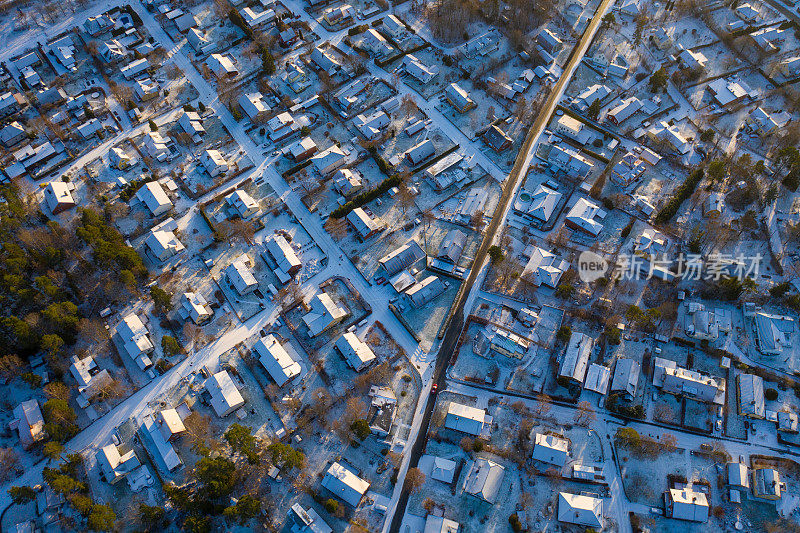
[239,92,271,121]
[607,96,642,125]
[557,492,603,528]
[646,121,691,154]
[43,181,76,214]
[383,14,405,38]
[200,149,228,178]
[515,184,562,223]
[737,373,765,419]
[463,458,504,503]
[747,107,778,135]
[547,143,593,177]
[654,358,724,404]
[455,188,488,225]
[333,168,363,196]
[321,462,370,506]
[289,137,318,161]
[205,370,245,416]
[264,235,301,283]
[289,503,333,533]
[565,197,605,236]
[554,115,583,139]
[522,247,568,288]
[354,111,389,140]
[573,84,611,112]
[303,292,348,337]
[10,400,45,448]
[444,402,488,436]
[532,433,569,466]
[610,359,640,400]
[254,334,302,386]
[559,333,594,384]
[753,468,783,500]
[311,146,347,176]
[0,121,26,148]
[145,226,185,261]
[406,275,446,308]
[754,312,794,355]
[445,83,475,113]
[538,28,562,53]
[225,256,258,295]
[0,92,24,119]
[677,45,708,70]
[120,58,150,79]
[406,139,436,165]
[437,229,466,265]
[135,181,172,216]
[206,54,238,78]
[114,314,154,370]
[347,207,381,239]
[70,355,112,400]
[336,332,377,371]
[97,444,140,484]
[267,111,296,141]
[178,111,205,143]
[241,6,275,27]
[404,54,438,83]
[134,78,160,101]
[483,125,513,152]
[187,28,215,55]
[178,292,213,325]
[665,488,709,522]
[379,241,425,276]
[142,131,170,161]
[225,189,259,219]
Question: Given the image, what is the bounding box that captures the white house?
[303,292,348,337]
[665,488,709,522]
[96,444,140,484]
[559,333,594,383]
[114,314,154,371]
[142,131,170,161]
[178,111,205,143]
[311,146,347,176]
[533,433,569,466]
[205,370,245,417]
[522,247,568,288]
[336,332,377,371]
[43,181,76,214]
[406,275,446,308]
[321,462,370,506]
[239,92,271,120]
[557,492,603,528]
[10,400,45,448]
[444,402,488,436]
[254,334,302,386]
[463,458,504,503]
[135,181,172,217]
[178,292,213,325]
[264,235,301,283]
[225,189,259,219]
[200,149,228,178]
[206,54,238,78]
[564,197,605,236]
[145,227,185,261]
[224,255,258,295]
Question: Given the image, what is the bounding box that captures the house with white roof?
[205,370,245,416]
[522,247,568,288]
[289,137,318,161]
[0,121,26,148]
[573,84,611,112]
[533,433,569,466]
[10,400,45,448]
[445,83,475,113]
[134,78,159,101]
[737,373,765,419]
[241,6,275,27]
[379,241,425,276]
[114,314,154,370]
[333,168,363,196]
[406,275,446,308]
[607,96,642,125]
[610,359,640,400]
[707,78,749,108]
[463,458,504,503]
[754,312,794,355]
[289,504,333,533]
[157,409,186,442]
[565,197,605,236]
[559,333,594,384]
[200,149,228,178]
[515,184,562,223]
[654,358,725,404]
[347,207,382,239]
[267,111,297,141]
[558,492,603,527]
[70,355,112,400]
[145,226,185,261]
[140,416,182,473]
[303,292,348,337]
[781,56,800,77]
[383,14,405,38]
[547,143,593,177]
[142,131,170,161]
[424,516,459,533]
[225,189,259,219]
[354,111,389,140]
[187,28,215,55]
[97,444,140,484]
[646,121,691,154]
[239,92,271,121]
[406,139,436,165]
[444,402,489,436]
[336,332,377,371]
[43,181,76,214]
[178,292,213,325]
[665,488,709,521]
[584,363,611,394]
[206,54,238,78]
[747,107,778,135]
[254,334,302,386]
[322,462,370,506]
[404,54,438,83]
[264,235,301,283]
[178,111,205,143]
[311,146,347,176]
[677,45,708,70]
[120,58,150,79]
[362,28,393,57]
[225,255,258,295]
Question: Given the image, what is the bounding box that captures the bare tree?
[404,467,426,492]
[400,94,418,117]
[574,401,596,426]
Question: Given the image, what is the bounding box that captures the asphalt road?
[387,1,615,530]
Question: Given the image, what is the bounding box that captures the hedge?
[330,174,402,219]
[654,168,705,224]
